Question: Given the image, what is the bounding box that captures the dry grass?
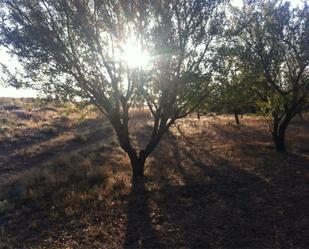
[0,102,308,248]
[129,107,152,120]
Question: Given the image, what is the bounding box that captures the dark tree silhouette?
[0,0,224,181]
[233,0,309,152]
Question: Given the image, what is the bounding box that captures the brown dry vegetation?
[0,101,308,249]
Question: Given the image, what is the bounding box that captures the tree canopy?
[232,0,309,152]
[0,0,226,181]
[0,0,308,179]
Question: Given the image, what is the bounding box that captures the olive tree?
[233,0,309,152]
[0,0,224,181]
[212,45,258,125]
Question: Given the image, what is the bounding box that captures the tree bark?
[234,110,240,125]
[272,116,290,153]
[111,107,175,183]
[272,130,286,153]
[197,108,201,120]
[130,157,146,182]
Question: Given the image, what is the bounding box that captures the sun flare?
[121,40,150,68]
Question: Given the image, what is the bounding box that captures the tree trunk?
[272,121,289,153]
[234,110,240,125]
[111,109,173,184]
[131,157,146,183]
[197,108,200,120]
[272,131,286,153]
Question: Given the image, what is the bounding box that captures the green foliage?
[233,0,309,116]
[0,0,228,171]
[230,0,309,151]
[210,45,258,115]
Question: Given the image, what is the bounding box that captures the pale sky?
[0,47,38,97]
[0,0,304,97]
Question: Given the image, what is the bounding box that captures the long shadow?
[211,122,270,142]
[210,117,309,153]
[124,179,162,249]
[2,119,308,248]
[0,126,62,157]
[0,113,84,158]
[0,116,108,161]
[149,128,309,248]
[164,131,194,184]
[0,125,113,183]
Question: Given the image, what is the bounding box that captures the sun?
[121,40,150,68]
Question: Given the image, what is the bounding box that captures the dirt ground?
[0,102,308,249]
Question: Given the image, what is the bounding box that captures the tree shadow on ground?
[147,128,309,249]
[0,120,113,186]
[209,117,309,154]
[1,118,308,248]
[124,179,162,249]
